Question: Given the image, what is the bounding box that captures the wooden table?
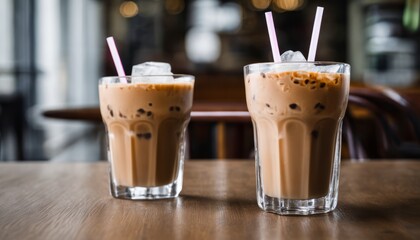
[1,160,419,239]
[42,102,251,159]
[41,102,250,123]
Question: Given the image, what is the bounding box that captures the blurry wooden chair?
[345,87,420,159]
[352,87,420,142]
[344,95,391,159]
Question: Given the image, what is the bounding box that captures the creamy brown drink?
[244,62,350,214]
[99,75,194,199]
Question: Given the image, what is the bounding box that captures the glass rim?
[100,74,195,84]
[244,61,350,69]
[101,74,194,79]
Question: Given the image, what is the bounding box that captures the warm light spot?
[273,0,304,11]
[119,1,139,18]
[165,0,185,15]
[251,0,271,10]
[186,29,221,63]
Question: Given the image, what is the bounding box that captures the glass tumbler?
[244,62,350,215]
[99,75,194,200]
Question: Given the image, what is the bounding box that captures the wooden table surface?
[41,102,250,123]
[1,160,420,239]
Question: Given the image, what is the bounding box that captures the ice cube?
[267,50,312,72]
[131,62,172,76]
[280,50,306,62]
[131,62,173,83]
[312,64,341,73]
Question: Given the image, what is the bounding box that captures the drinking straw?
[265,12,281,62]
[307,7,324,62]
[106,36,127,82]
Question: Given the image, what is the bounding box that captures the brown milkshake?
[245,69,349,200]
[99,77,194,189]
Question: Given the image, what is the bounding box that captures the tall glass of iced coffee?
[244,62,349,215]
[99,74,194,200]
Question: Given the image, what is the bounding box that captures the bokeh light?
[251,0,271,10]
[119,1,139,18]
[273,0,304,11]
[165,0,185,15]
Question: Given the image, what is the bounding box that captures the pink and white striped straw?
[106,36,127,83]
[265,12,281,62]
[307,7,324,62]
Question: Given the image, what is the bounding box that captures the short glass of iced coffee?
[99,74,194,200]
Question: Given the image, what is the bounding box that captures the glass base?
[110,180,182,200]
[257,194,338,215]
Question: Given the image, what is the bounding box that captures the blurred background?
[0,0,419,161]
